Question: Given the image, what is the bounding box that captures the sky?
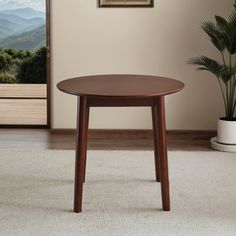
[0,0,45,12]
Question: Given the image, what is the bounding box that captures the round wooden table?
[57,74,184,213]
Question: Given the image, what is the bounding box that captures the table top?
[57,74,184,97]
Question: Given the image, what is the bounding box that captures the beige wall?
[51,0,234,130]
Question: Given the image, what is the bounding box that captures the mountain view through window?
[0,0,46,84]
[0,0,47,126]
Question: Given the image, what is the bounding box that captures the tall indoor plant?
[189,1,236,145]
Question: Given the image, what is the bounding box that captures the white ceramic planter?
[217,118,236,145]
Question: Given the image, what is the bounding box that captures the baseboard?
[50,129,216,135]
[0,125,49,129]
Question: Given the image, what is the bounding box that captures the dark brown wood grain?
[83,104,90,183]
[74,97,89,213]
[87,96,155,107]
[152,106,161,182]
[155,97,170,211]
[57,74,184,213]
[57,75,184,98]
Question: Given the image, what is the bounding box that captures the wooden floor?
[0,129,215,151]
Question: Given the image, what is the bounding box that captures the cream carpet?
[0,150,236,236]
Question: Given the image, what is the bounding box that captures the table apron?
[86,96,158,107]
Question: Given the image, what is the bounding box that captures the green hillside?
[0,18,27,39]
[0,13,44,27]
[0,24,46,50]
[0,15,45,40]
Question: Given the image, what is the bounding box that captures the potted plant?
[189,1,236,145]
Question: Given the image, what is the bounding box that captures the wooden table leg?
[152,106,161,182]
[155,96,170,211]
[83,107,90,182]
[74,96,89,213]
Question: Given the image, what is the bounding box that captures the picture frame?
[99,0,154,8]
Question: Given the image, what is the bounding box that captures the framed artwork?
[99,0,154,7]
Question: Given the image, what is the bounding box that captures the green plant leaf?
[188,56,225,78]
[219,65,233,83]
[215,15,228,30]
[224,7,236,54]
[188,1,236,120]
[201,22,227,52]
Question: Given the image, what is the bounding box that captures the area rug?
[0,150,236,236]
